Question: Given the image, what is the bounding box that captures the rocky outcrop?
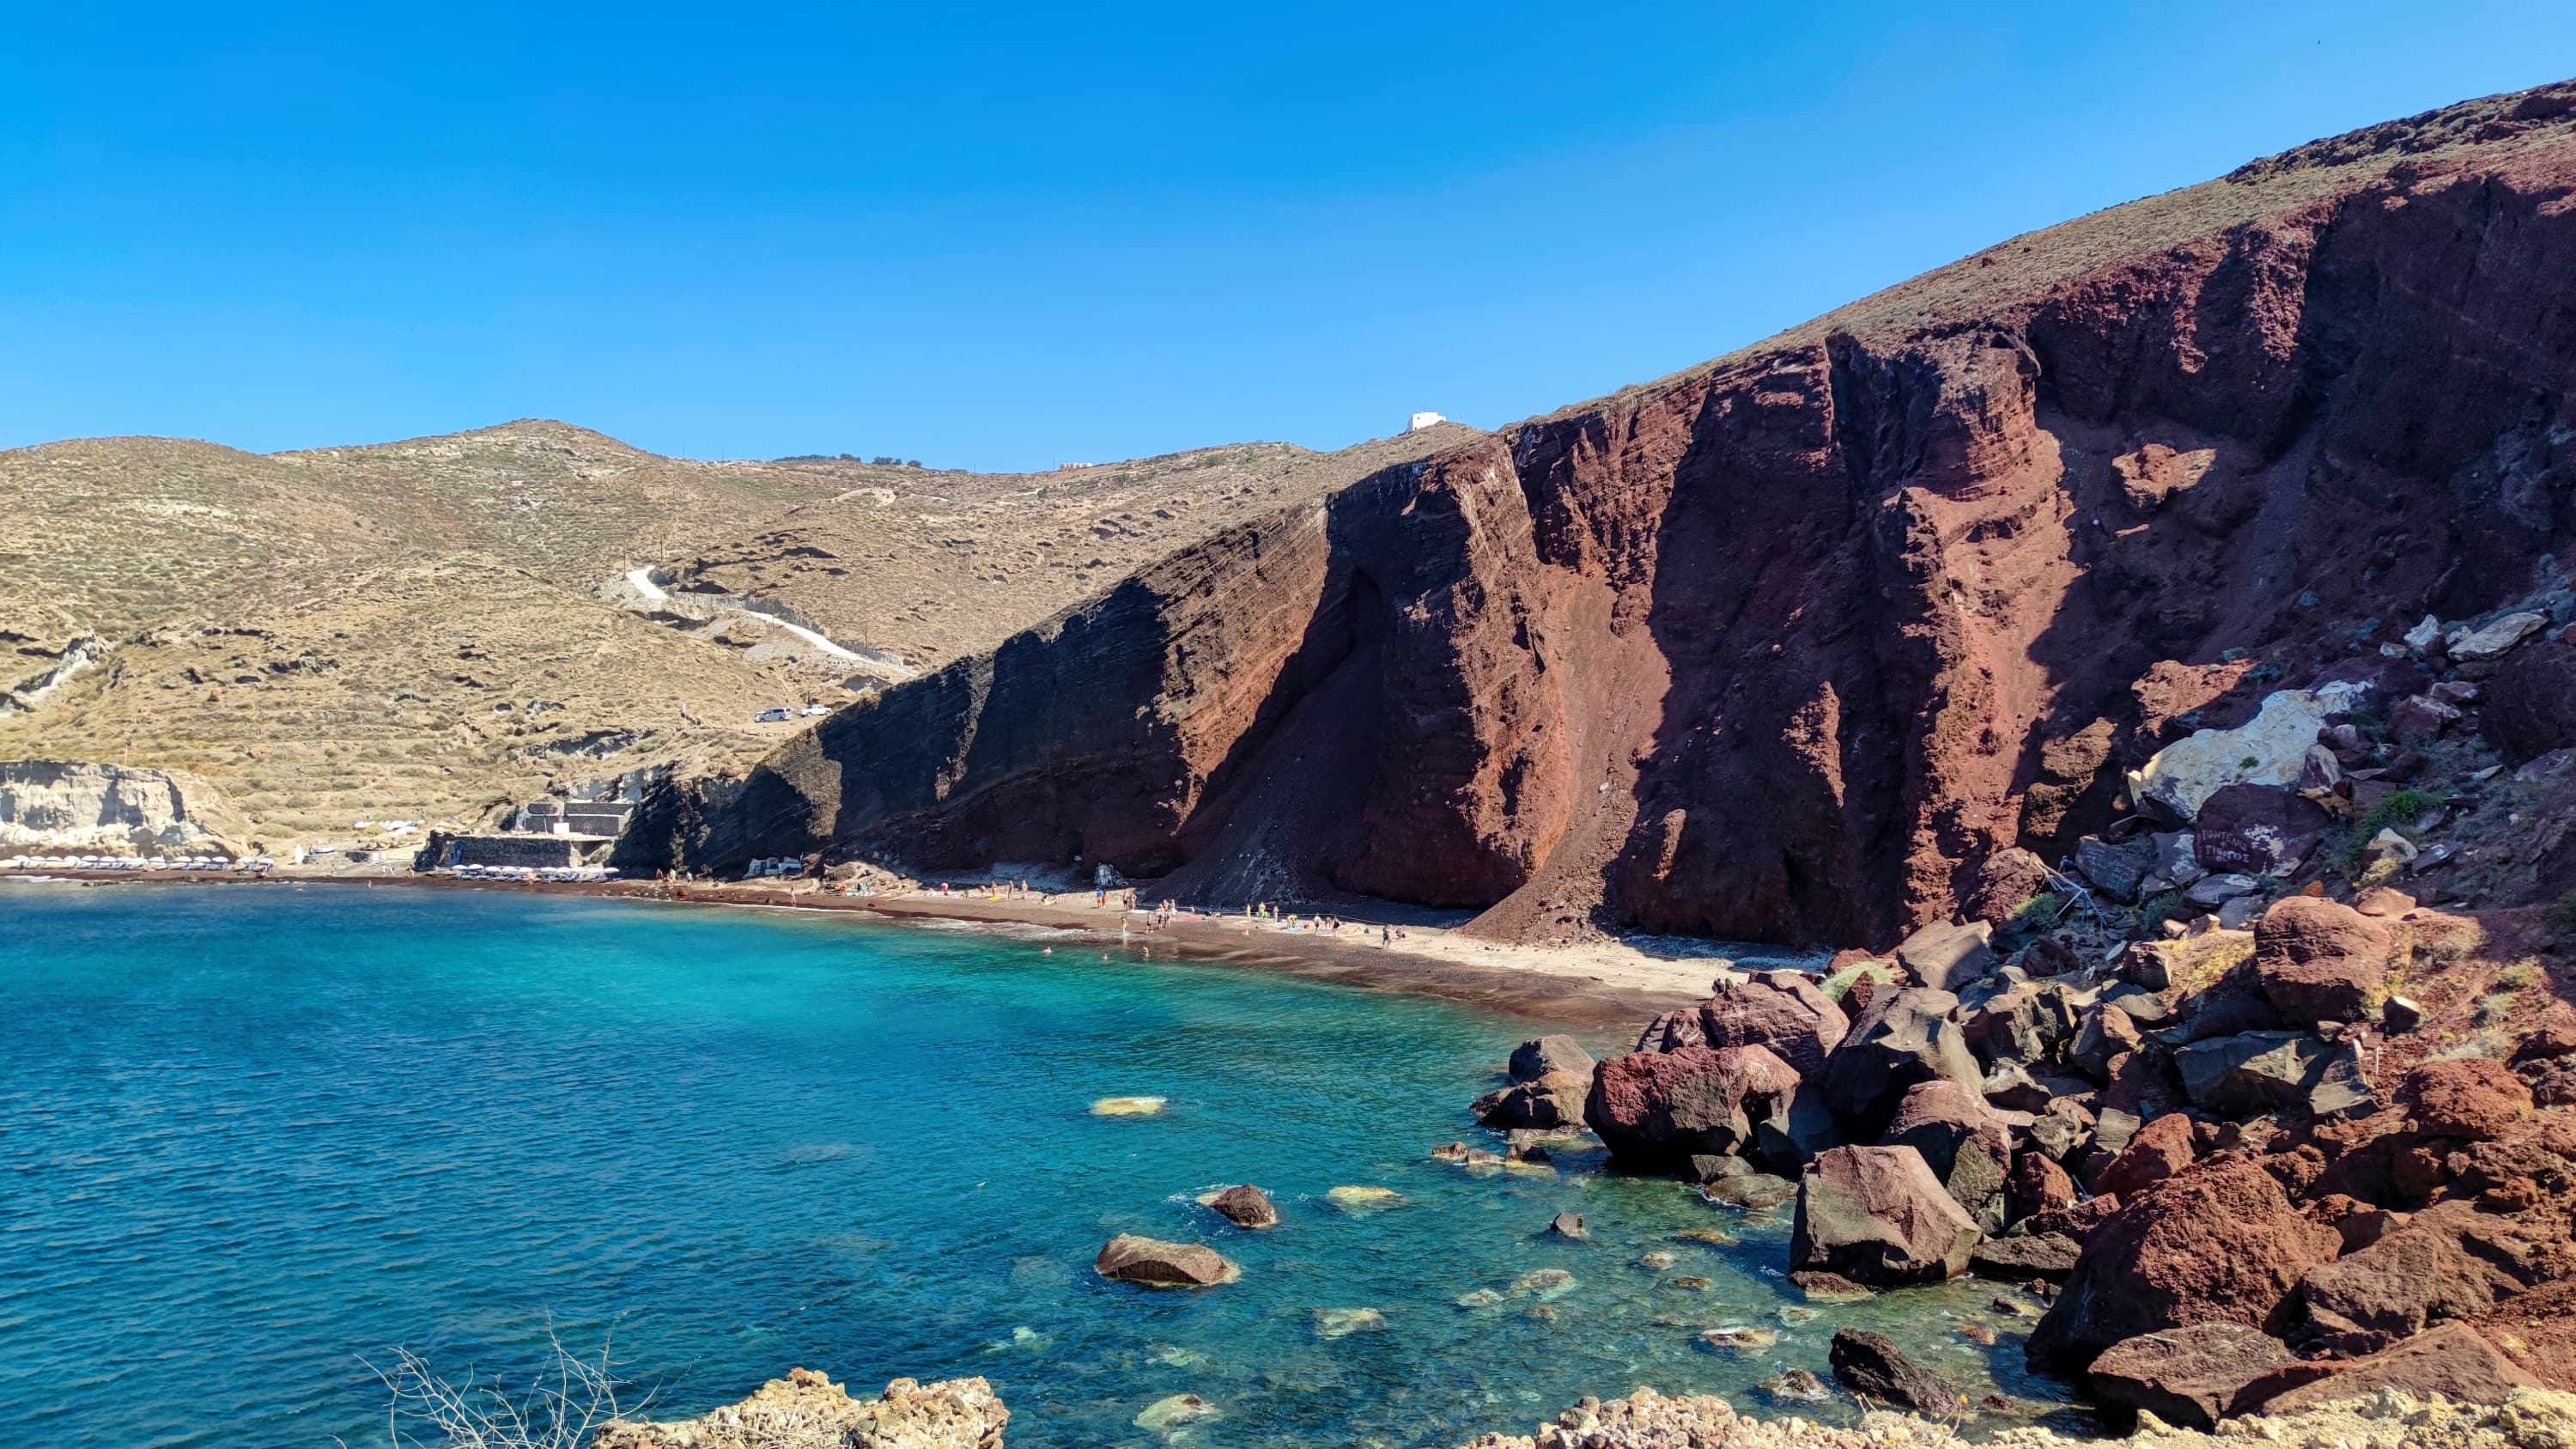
[626,79,2576,947]
[593,1368,1006,1449]
[0,758,247,851]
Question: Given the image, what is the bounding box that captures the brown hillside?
[1,415,1473,847]
[627,77,2576,948]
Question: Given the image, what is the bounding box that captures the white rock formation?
[0,760,248,851]
[2127,689,2353,823]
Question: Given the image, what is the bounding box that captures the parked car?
[755,706,793,722]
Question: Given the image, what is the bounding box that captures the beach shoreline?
[0,868,1762,1026]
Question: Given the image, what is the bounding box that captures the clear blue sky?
[5,3,2573,471]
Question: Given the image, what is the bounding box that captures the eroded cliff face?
[0,759,248,851]
[626,81,2576,948]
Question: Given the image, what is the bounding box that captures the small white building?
[1405,411,1447,433]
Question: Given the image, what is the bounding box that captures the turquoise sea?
[0,884,2075,1446]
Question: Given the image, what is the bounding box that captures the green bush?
[2008,892,2060,929]
[2340,789,2442,874]
[2139,890,2190,937]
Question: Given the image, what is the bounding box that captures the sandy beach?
[1,866,1819,1026]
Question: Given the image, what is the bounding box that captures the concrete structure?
[419,831,611,870]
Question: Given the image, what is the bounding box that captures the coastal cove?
[0,886,2075,1446]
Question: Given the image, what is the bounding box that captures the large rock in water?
[1094,1234,1238,1287]
[2026,1159,2341,1371]
[1828,1330,1962,1413]
[1698,971,1850,1080]
[1790,1145,1981,1285]
[1586,1044,1809,1166]
[1200,1184,1279,1229]
[1509,1035,1597,1083]
[593,1367,1008,1449]
[2086,1322,2294,1431]
[2251,897,2395,1027]
[1473,1070,1591,1130]
[1820,988,1979,1129]
[1876,1080,2014,1231]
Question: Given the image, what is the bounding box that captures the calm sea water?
[0,883,2073,1446]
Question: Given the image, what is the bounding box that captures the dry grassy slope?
[0,417,1473,848]
[655,423,1483,669]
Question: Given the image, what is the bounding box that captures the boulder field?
[1474,881,2576,1428]
[629,78,2576,959]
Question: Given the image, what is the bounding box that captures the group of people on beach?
[716,861,1429,951]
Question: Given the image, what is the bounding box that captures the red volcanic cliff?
[625,80,2576,947]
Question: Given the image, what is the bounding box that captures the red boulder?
[1699,970,1850,1081]
[2026,1159,2341,1372]
[2251,897,2396,1027]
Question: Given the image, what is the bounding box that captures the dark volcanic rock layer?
[626,81,2576,947]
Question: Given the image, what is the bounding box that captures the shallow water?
[0,884,2078,1446]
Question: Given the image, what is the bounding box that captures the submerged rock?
[1829,1329,1961,1413]
[1511,1268,1577,1300]
[1760,1368,1834,1403]
[1313,1307,1387,1340]
[1091,1095,1168,1116]
[1699,1325,1779,1354]
[1133,1392,1219,1432]
[1704,1172,1797,1210]
[1324,1185,1402,1213]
